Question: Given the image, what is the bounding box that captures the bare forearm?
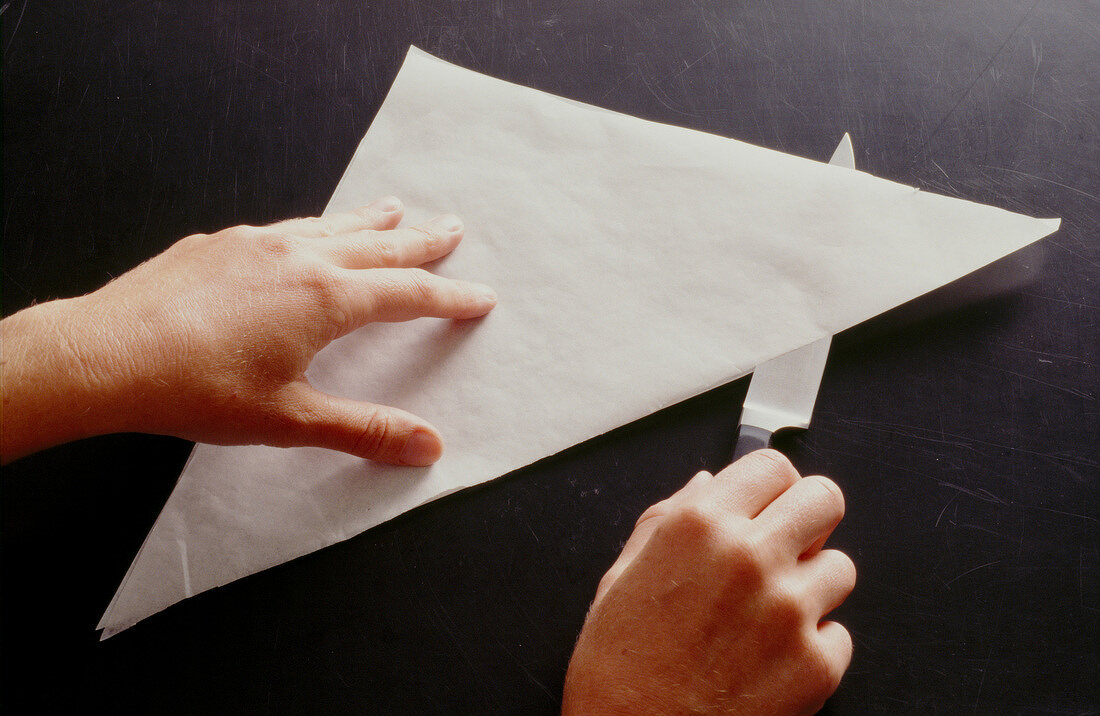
[0,298,130,462]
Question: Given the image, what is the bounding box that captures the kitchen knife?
[732,134,855,460]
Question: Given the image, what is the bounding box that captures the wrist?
[1,297,138,461]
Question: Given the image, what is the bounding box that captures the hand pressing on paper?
[0,197,496,465]
[563,450,856,715]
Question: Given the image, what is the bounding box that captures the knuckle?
[767,581,808,631]
[167,233,209,259]
[747,448,800,483]
[666,502,719,539]
[297,259,337,295]
[636,499,671,527]
[806,475,845,517]
[716,526,756,560]
[633,471,713,529]
[405,268,439,302]
[596,565,624,596]
[369,233,398,265]
[686,469,713,488]
[665,503,774,577]
[299,262,351,330]
[253,232,296,258]
[718,530,769,586]
[228,224,261,239]
[409,224,441,251]
[352,410,400,459]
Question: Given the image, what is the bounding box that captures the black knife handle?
[732,424,772,461]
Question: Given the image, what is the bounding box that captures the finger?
[801,520,839,558]
[345,267,497,325]
[324,214,464,269]
[709,449,801,518]
[285,384,444,466]
[755,475,845,556]
[798,549,857,619]
[816,620,854,690]
[272,196,404,237]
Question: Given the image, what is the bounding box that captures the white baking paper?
[98,47,1059,637]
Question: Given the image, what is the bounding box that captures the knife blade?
[732,134,855,460]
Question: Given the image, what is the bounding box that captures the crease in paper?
[98,47,1059,637]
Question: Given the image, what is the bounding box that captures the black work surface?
[3,1,1097,713]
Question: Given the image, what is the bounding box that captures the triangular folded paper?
[99,47,1059,637]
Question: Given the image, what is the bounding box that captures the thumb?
[284,384,444,466]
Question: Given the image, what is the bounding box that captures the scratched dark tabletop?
[2,1,1097,713]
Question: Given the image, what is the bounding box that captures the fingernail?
[400,429,443,466]
[476,285,498,304]
[428,213,463,233]
[371,196,403,213]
